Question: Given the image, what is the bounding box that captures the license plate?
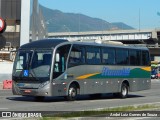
[24,90,31,93]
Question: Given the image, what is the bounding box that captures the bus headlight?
[39,81,50,88]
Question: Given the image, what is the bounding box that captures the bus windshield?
[13,50,52,80]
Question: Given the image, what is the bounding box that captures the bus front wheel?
[34,96,45,101]
[67,84,77,101]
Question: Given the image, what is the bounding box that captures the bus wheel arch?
[122,80,129,90]
[66,81,80,101]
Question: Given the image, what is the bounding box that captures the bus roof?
[19,39,148,51]
[20,39,68,49]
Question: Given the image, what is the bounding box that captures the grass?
[41,104,160,120]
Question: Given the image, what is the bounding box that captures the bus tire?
[119,83,128,99]
[34,96,45,101]
[67,84,77,101]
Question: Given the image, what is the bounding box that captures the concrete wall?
[20,0,47,45]
[0,62,13,82]
[0,0,47,47]
[20,0,31,45]
[0,0,21,19]
[0,0,21,48]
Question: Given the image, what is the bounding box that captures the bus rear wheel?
[113,83,128,98]
[66,84,77,101]
[119,83,128,98]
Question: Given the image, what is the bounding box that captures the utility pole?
[156,12,160,48]
[139,9,141,32]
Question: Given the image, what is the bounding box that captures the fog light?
[45,92,48,95]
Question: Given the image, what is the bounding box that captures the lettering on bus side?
[101,67,131,76]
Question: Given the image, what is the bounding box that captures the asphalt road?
[0,80,160,119]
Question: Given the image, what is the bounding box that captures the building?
[0,0,47,82]
[0,0,47,61]
[0,0,21,50]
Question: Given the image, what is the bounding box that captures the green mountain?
[40,5,134,32]
[111,22,134,30]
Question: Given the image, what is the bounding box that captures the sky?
[39,0,160,29]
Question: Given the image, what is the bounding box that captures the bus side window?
[53,44,71,77]
[129,50,141,66]
[102,48,115,65]
[54,53,60,72]
[142,51,150,66]
[86,47,101,64]
[129,50,137,65]
[68,45,85,67]
[116,49,129,65]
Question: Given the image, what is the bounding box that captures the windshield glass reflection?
[13,50,52,80]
